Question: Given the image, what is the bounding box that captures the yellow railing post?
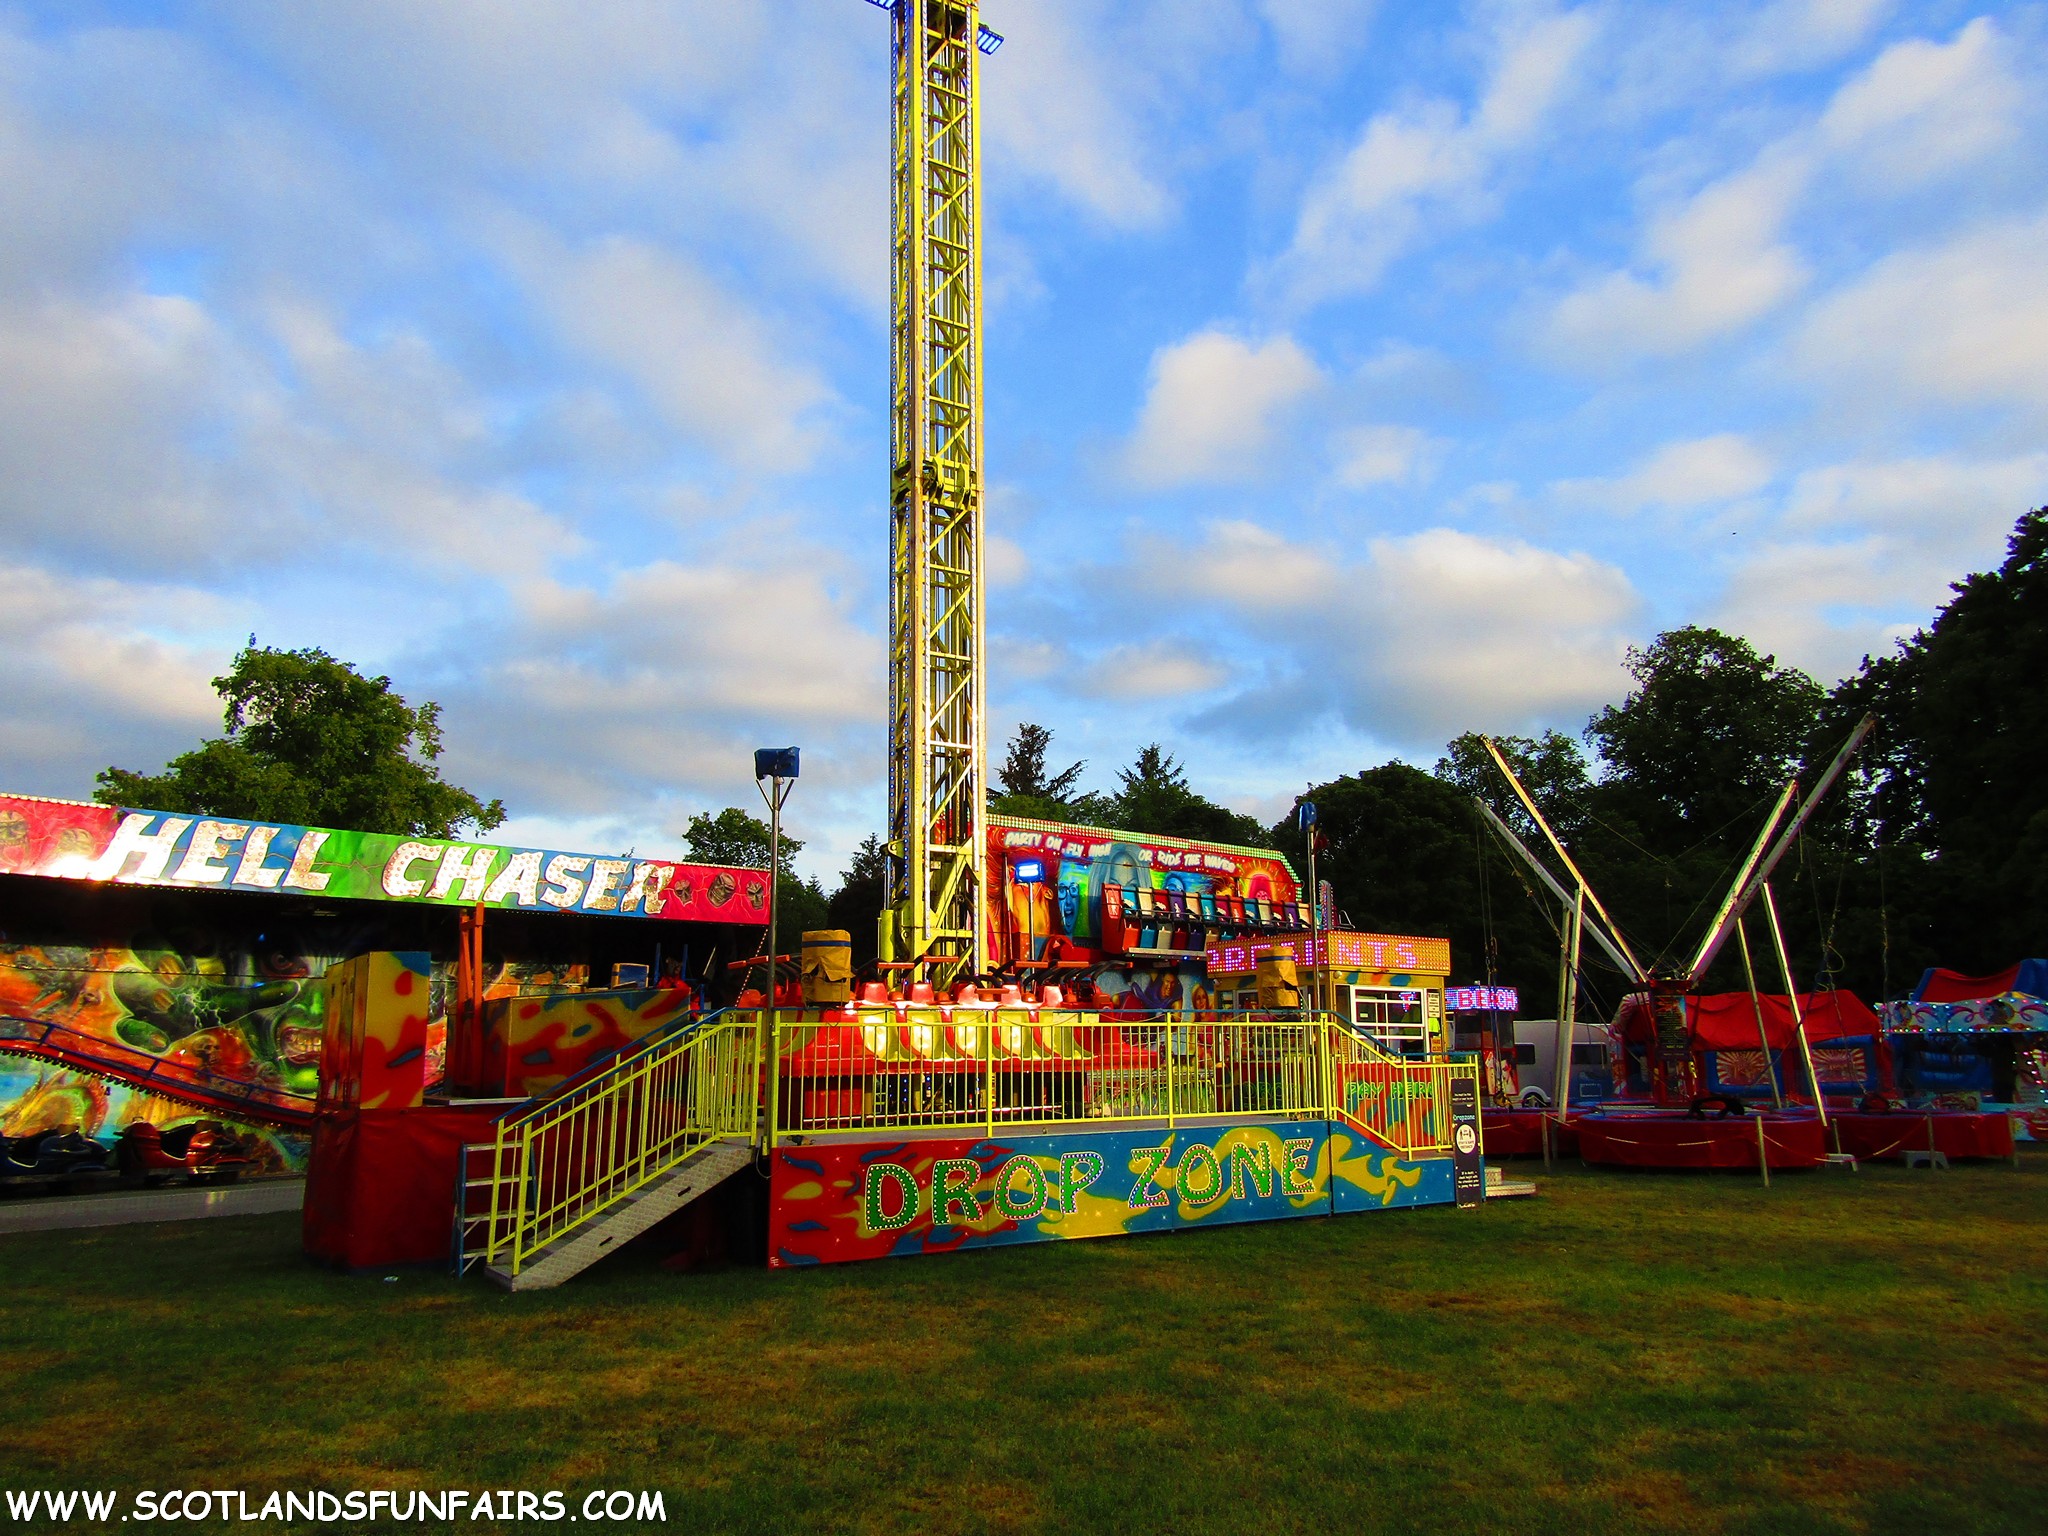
[485,1122,506,1265]
[510,1127,533,1277]
[1166,1018,1175,1128]
[984,1015,994,1140]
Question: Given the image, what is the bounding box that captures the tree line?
[100,506,2047,1007]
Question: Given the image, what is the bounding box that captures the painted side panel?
[768,1118,1454,1267]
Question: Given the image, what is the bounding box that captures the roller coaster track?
[0,1015,315,1130]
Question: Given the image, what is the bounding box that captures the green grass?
[3,1157,2046,1536]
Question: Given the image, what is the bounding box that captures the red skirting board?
[1578,1112,1826,1170]
[303,1103,503,1271]
[1832,1112,2014,1162]
[1481,1108,1578,1157]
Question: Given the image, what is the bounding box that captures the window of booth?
[1347,986,1429,1054]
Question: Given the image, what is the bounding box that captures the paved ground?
[0,1177,303,1233]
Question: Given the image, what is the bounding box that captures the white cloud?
[1734,0,1897,75]
[1544,154,1810,361]
[1147,517,1339,612]
[523,235,836,474]
[1544,18,2028,366]
[435,554,884,840]
[1258,0,1379,81]
[1270,7,1595,307]
[1140,521,1638,747]
[1331,423,1441,489]
[1123,331,1322,488]
[1716,451,2048,680]
[1783,452,2048,539]
[1796,210,2048,419]
[0,566,230,797]
[986,532,1031,587]
[1556,434,1776,512]
[1075,642,1227,702]
[0,291,244,561]
[1817,17,2021,182]
[1353,529,1638,736]
[982,1,1173,232]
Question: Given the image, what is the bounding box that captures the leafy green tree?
[1435,729,1595,844]
[1586,626,1824,844]
[684,806,800,872]
[684,806,826,938]
[826,834,889,971]
[95,644,505,838]
[1270,765,1566,1001]
[1823,506,2048,972]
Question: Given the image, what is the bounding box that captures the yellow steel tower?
[865,0,1001,984]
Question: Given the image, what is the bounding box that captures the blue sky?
[2,0,2043,881]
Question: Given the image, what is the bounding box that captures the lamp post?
[754,747,799,1151]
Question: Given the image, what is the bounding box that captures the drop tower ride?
[868,0,1003,986]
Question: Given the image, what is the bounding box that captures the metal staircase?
[456,1009,760,1291]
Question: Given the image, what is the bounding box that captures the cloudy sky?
[3,0,2043,880]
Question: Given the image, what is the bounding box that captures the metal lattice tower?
[866,0,999,984]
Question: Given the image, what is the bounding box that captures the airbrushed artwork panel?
[768,1118,1454,1266]
[986,816,1300,969]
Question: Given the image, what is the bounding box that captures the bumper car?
[0,1129,117,1193]
[116,1121,257,1187]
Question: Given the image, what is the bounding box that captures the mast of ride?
[868,1,1001,985]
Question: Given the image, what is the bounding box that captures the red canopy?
[1616,990,1878,1051]
[1916,964,2024,1003]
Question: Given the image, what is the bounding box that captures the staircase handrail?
[467,1010,760,1278]
[492,1003,739,1130]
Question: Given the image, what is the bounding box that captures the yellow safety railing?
[768,1009,1475,1158]
[462,1011,758,1279]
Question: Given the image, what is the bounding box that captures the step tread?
[483,1139,753,1291]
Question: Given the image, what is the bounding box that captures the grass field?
[3,1156,2045,1536]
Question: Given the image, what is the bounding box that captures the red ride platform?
[1481,1107,1578,1157]
[1831,1111,2015,1162]
[1577,1110,1826,1170]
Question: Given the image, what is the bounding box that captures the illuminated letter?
[1056,1150,1103,1214]
[232,825,286,888]
[1230,1142,1274,1199]
[84,813,193,881]
[862,1162,919,1232]
[1126,1140,1172,1210]
[484,850,542,907]
[1176,1142,1222,1203]
[637,863,676,914]
[429,844,496,902]
[932,1157,982,1227]
[283,830,332,892]
[383,841,442,898]
[171,820,248,884]
[1282,1137,1317,1196]
[993,1155,1048,1221]
[540,854,591,909]
[584,858,630,912]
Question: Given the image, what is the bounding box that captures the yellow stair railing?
[461,1009,759,1279]
[768,1008,1475,1159]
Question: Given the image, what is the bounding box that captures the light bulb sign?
[1447,985,1520,1012]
